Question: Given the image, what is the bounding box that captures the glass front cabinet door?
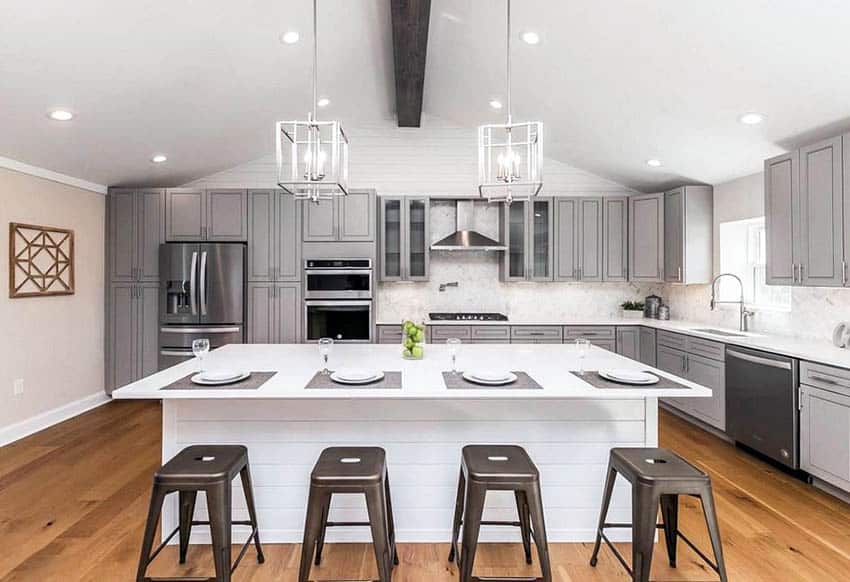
[502,198,553,281]
[380,196,430,281]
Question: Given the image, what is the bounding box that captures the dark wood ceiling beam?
[390,0,431,127]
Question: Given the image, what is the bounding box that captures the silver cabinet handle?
[843,261,847,286]
[808,373,840,386]
[199,251,208,316]
[160,326,241,334]
[678,266,682,281]
[727,349,792,370]
[189,251,198,315]
[160,349,194,357]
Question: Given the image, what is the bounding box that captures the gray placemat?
[304,371,402,389]
[161,372,276,391]
[572,370,691,390]
[443,371,543,390]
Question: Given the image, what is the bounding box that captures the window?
[718,217,791,310]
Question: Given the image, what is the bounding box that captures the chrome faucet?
[439,281,459,292]
[709,273,754,332]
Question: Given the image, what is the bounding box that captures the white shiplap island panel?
[113,344,710,544]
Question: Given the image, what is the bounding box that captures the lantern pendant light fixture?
[477,0,543,205]
[277,0,349,203]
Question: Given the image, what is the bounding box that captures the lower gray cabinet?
[800,384,850,491]
[511,326,563,343]
[659,342,726,431]
[377,325,404,344]
[615,327,640,360]
[107,282,159,394]
[638,327,657,366]
[247,282,301,343]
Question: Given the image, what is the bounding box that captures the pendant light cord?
[506,0,511,125]
[312,0,318,121]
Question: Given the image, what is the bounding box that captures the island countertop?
[112,343,711,400]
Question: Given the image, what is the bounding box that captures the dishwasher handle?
[727,348,792,370]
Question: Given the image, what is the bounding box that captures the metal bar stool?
[136,445,264,582]
[448,445,552,582]
[299,446,399,582]
[589,447,728,582]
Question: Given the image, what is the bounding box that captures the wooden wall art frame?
[9,222,75,298]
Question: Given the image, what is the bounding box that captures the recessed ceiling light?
[646,159,662,167]
[317,97,330,108]
[489,99,503,109]
[521,31,540,45]
[48,109,74,121]
[151,154,168,163]
[738,112,765,125]
[281,31,300,44]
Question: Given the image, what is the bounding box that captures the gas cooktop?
[428,312,508,321]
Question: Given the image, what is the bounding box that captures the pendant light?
[477,0,543,205]
[277,0,349,202]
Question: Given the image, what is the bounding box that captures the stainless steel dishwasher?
[725,346,799,469]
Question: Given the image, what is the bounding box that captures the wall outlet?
[13,378,24,396]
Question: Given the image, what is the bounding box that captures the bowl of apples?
[401,320,426,360]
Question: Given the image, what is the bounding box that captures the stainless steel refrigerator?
[158,243,246,369]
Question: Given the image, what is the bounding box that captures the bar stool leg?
[659,494,679,567]
[240,464,265,564]
[313,491,332,565]
[514,490,532,565]
[136,485,167,582]
[631,484,658,582]
[385,473,400,566]
[699,486,729,582]
[178,490,198,564]
[365,483,393,582]
[525,484,552,582]
[299,487,329,582]
[448,469,466,563]
[589,464,617,567]
[459,480,486,582]
[206,483,233,582]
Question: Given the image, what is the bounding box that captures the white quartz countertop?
[111,343,710,400]
[376,317,850,370]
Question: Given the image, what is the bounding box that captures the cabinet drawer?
[686,336,725,362]
[592,339,616,352]
[429,325,472,343]
[801,361,850,397]
[563,326,615,340]
[656,344,687,376]
[471,325,511,341]
[511,326,564,341]
[376,325,403,344]
[657,330,688,350]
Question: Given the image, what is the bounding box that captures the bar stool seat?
[590,447,728,582]
[136,445,264,582]
[449,445,552,582]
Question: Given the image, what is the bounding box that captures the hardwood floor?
[2,400,850,581]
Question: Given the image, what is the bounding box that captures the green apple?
[411,345,424,359]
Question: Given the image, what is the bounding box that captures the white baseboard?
[0,391,111,446]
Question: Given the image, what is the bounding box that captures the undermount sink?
[690,328,746,337]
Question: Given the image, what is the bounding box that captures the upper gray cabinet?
[554,197,603,282]
[602,197,629,281]
[379,196,430,281]
[247,190,301,282]
[502,198,554,281]
[108,189,164,282]
[165,189,247,242]
[628,193,664,282]
[554,198,578,281]
[303,190,376,243]
[765,152,800,286]
[663,185,713,285]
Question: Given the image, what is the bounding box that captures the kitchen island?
[113,343,710,544]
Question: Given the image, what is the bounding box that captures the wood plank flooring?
[2,400,850,581]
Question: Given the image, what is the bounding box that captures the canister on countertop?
[658,304,670,320]
[644,295,662,319]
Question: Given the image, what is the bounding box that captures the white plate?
[197,370,243,382]
[598,369,659,385]
[462,371,518,386]
[330,370,385,385]
[190,371,251,385]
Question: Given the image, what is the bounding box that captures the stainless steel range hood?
[430,200,506,251]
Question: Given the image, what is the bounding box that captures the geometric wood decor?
[9,222,75,298]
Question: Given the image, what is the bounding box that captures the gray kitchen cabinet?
[471,325,511,343]
[511,326,563,343]
[106,282,160,393]
[303,190,376,242]
[765,151,800,286]
[554,198,603,282]
[578,198,603,281]
[276,283,301,343]
[166,189,247,241]
[248,190,301,282]
[554,198,578,281]
[108,189,164,282]
[664,185,713,285]
[503,198,554,281]
[659,334,726,431]
[594,339,617,352]
[377,325,404,344]
[628,193,665,282]
[799,136,843,286]
[379,196,429,281]
[247,282,301,343]
[844,133,850,287]
[138,284,160,379]
[429,325,472,343]
[800,383,850,492]
[166,189,205,240]
[564,326,616,342]
[638,327,657,366]
[603,197,629,281]
[656,344,687,376]
[615,327,640,360]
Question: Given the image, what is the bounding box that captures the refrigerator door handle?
[199,250,208,316]
[189,251,198,315]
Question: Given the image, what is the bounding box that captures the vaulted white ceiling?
[2,0,850,190]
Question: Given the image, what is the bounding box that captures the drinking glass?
[575,338,590,375]
[318,338,334,375]
[192,338,210,373]
[446,338,462,374]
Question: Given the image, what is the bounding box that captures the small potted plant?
[402,320,426,359]
[620,300,645,320]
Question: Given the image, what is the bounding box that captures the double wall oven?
[304,259,373,342]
